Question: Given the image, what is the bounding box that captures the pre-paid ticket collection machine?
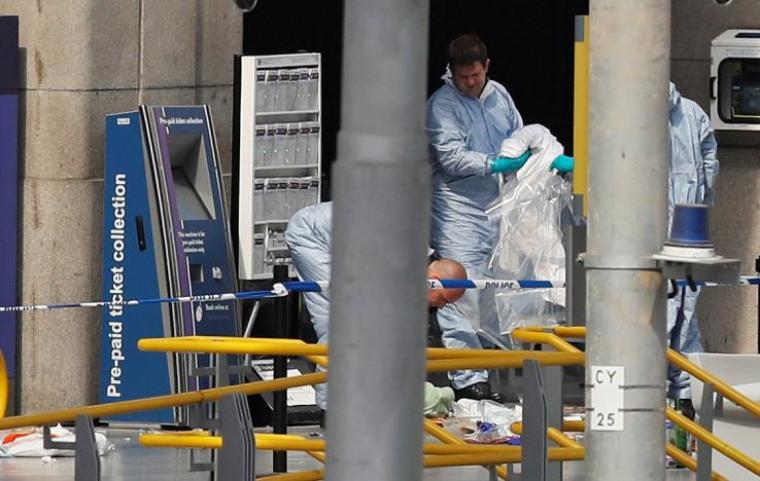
[101,106,240,424]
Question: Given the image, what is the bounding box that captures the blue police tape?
[2,276,759,313]
[674,276,760,288]
[279,279,563,292]
[0,288,282,313]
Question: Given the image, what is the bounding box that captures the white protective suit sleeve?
[698,112,719,206]
[427,96,493,177]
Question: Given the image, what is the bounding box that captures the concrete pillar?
[671,0,760,353]
[0,0,241,412]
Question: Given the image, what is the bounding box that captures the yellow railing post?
[573,15,589,216]
[0,350,7,418]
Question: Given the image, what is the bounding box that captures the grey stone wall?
[0,0,241,412]
[672,0,760,353]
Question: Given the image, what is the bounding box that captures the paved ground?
[0,426,697,480]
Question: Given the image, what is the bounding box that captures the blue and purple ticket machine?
[101,106,240,424]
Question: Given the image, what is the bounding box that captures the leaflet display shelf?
[236,53,322,280]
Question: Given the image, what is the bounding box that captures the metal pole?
[273,264,289,472]
[523,360,547,481]
[544,365,563,481]
[326,0,431,480]
[585,2,670,481]
[696,383,715,481]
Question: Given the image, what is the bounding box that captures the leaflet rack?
[234,53,322,280]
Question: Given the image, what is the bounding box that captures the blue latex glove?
[491,151,575,174]
[490,151,531,174]
[550,154,574,173]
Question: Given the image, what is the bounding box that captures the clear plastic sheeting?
[444,399,523,444]
[495,288,566,340]
[486,124,572,345]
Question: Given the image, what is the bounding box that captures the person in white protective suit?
[426,34,523,402]
[667,82,719,411]
[284,201,468,418]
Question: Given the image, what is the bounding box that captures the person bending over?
[285,201,470,413]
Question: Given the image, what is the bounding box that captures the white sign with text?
[590,365,624,431]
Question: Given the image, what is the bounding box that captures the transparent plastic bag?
[445,399,523,444]
[495,289,565,345]
[485,125,573,342]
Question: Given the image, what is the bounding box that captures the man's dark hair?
[446,34,488,69]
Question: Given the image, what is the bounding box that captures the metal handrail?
[668,407,760,476]
[511,420,727,481]
[512,326,760,478]
[516,326,760,418]
[0,372,326,430]
[423,419,508,480]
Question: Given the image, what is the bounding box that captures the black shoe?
[678,399,695,421]
[454,382,505,404]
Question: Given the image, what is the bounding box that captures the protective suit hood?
[441,66,496,102]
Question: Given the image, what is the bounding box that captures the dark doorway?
[244,1,588,195]
[429,0,589,152]
[241,0,589,331]
[240,2,590,412]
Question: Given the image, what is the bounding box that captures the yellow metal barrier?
[8,326,754,479]
[423,419,508,480]
[256,447,582,481]
[140,433,223,449]
[424,447,585,467]
[546,428,582,449]
[512,326,759,478]
[258,469,324,481]
[426,352,584,372]
[521,326,760,418]
[0,371,326,430]
[667,349,760,418]
[509,422,583,450]
[512,420,727,481]
[668,407,760,476]
[562,419,584,432]
[139,336,585,365]
[143,430,583,457]
[140,428,584,481]
[666,444,727,481]
[138,336,329,357]
[141,429,584,481]
[426,347,581,360]
[0,350,7,418]
[138,336,584,372]
[519,326,587,339]
[509,330,582,353]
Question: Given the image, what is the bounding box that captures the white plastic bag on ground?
[446,399,523,443]
[486,124,572,343]
[2,424,110,457]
